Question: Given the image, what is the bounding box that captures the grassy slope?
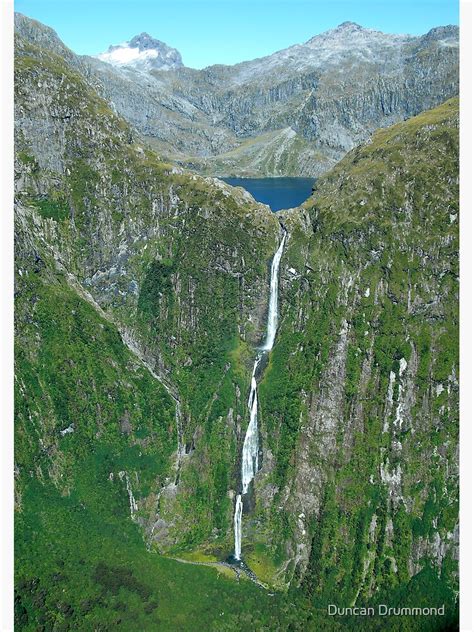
[174,128,329,177]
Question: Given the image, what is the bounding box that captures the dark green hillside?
[15,29,280,555]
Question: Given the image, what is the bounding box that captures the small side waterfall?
[233,230,286,561]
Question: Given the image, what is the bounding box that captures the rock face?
[257,99,459,606]
[16,14,457,176]
[14,14,459,630]
[96,32,183,71]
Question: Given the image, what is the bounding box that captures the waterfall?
[261,233,286,352]
[234,494,243,560]
[233,231,286,561]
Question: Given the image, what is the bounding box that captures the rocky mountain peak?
[96,32,183,72]
[421,24,459,44]
[304,21,408,48]
[128,32,166,51]
[335,21,364,31]
[301,20,418,62]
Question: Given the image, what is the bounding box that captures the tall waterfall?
[261,233,286,352]
[233,231,286,561]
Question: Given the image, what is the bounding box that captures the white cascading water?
[262,233,287,352]
[233,231,286,561]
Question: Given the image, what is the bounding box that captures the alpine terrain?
[15,14,458,177]
[14,11,459,632]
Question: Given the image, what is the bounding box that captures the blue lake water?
[222,177,315,212]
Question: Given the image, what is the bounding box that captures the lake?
[222,177,315,212]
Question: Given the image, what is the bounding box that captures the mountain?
[15,15,458,177]
[266,96,459,599]
[216,20,419,80]
[96,32,183,71]
[14,21,284,629]
[14,14,459,631]
[14,14,459,178]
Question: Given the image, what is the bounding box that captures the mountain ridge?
[93,20,458,73]
[15,13,459,178]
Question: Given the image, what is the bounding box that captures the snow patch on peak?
[95,33,183,72]
[98,46,157,66]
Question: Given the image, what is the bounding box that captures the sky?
[15,0,459,69]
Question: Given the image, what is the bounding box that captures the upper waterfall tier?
[262,233,286,352]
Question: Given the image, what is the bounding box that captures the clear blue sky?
[15,0,459,69]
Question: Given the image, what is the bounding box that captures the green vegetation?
[256,99,458,611]
[14,17,459,628]
[15,468,299,631]
[32,196,70,221]
[13,256,287,630]
[15,267,176,497]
